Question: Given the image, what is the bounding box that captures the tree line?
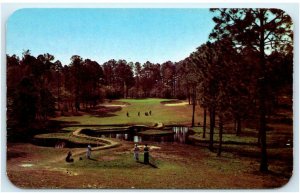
[7,52,199,122]
[7,8,293,172]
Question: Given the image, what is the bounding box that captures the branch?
[219,9,237,23]
[264,31,273,41]
[264,12,284,41]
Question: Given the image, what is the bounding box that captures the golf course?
[6,8,294,190]
[6,98,293,189]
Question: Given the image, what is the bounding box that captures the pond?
[32,126,191,148]
[89,126,191,144]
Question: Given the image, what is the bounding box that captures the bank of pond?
[33,125,192,148]
[32,124,292,154]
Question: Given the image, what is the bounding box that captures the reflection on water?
[134,135,142,143]
[102,133,132,141]
[100,127,189,144]
[173,127,189,143]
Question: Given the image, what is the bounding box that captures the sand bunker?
[137,145,161,150]
[20,163,33,168]
[102,104,127,107]
[164,102,189,106]
[149,146,161,150]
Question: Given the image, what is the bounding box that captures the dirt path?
[45,128,121,164]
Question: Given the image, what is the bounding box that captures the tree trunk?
[209,107,215,151]
[217,115,223,156]
[69,99,74,112]
[236,116,241,136]
[191,86,196,127]
[187,87,191,105]
[136,77,140,98]
[57,73,60,110]
[259,78,268,172]
[258,127,261,146]
[258,10,268,172]
[173,76,176,97]
[203,107,207,138]
[124,82,126,98]
[234,119,237,132]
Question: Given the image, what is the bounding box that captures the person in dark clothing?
[144,144,149,164]
[138,112,140,116]
[66,151,74,163]
[149,110,152,116]
[127,112,129,117]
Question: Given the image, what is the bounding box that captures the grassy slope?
[52,98,202,126]
[138,129,174,135]
[6,98,293,189]
[7,142,291,189]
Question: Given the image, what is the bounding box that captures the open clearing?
[51,98,202,126]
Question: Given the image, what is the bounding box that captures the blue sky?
[7,8,215,65]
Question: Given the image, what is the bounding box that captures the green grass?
[34,133,101,145]
[61,126,130,132]
[190,127,258,144]
[7,141,292,189]
[190,126,292,147]
[138,129,174,136]
[7,98,293,189]
[63,151,165,170]
[52,98,201,126]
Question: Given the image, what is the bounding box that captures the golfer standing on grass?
[144,144,149,164]
[86,144,92,159]
[134,144,139,161]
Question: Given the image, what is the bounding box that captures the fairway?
[53,98,202,126]
[6,98,293,189]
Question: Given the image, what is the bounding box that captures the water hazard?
[33,126,191,148]
[96,127,190,144]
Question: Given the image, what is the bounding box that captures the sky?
[6,8,216,65]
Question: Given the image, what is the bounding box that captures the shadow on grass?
[136,160,158,168]
[267,169,293,179]
[84,106,121,118]
[160,99,182,104]
[148,163,158,168]
[47,120,81,129]
[7,151,28,160]
[7,120,82,143]
[88,158,98,161]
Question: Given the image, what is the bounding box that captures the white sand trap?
[102,104,127,107]
[20,163,33,167]
[149,146,161,150]
[164,102,189,106]
[137,145,161,150]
